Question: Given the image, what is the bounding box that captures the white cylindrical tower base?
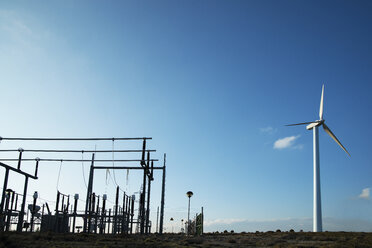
[313,126,322,232]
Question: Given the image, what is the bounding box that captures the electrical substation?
[0,137,166,234]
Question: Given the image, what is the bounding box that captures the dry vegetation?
[1,231,372,248]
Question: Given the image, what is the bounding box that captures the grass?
[0,231,372,247]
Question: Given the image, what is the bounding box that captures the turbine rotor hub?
[306,120,323,130]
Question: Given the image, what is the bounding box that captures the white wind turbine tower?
[286,85,350,232]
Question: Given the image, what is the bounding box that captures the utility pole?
[159,153,166,234]
[145,159,153,233]
[201,207,204,235]
[140,139,147,234]
[140,150,149,234]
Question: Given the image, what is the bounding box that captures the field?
[1,231,372,248]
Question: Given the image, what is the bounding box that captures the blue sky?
[0,0,372,232]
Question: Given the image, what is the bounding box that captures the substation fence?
[0,136,167,234]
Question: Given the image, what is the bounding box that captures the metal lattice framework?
[0,137,166,234]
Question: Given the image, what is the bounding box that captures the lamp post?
[170,217,174,233]
[186,191,193,235]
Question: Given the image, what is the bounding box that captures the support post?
[30,192,37,232]
[2,191,10,232]
[124,196,127,234]
[84,153,95,232]
[66,195,70,214]
[114,186,119,234]
[17,176,29,232]
[108,209,111,234]
[45,202,51,215]
[0,168,9,230]
[72,194,78,233]
[15,194,18,211]
[140,151,149,234]
[61,195,65,213]
[100,194,106,234]
[34,159,40,177]
[55,191,61,232]
[95,195,99,233]
[126,195,130,234]
[201,207,204,235]
[159,153,166,234]
[88,193,95,233]
[145,159,153,233]
[55,191,60,213]
[0,169,9,214]
[139,139,147,234]
[17,149,23,170]
[5,191,14,231]
[121,193,126,233]
[130,197,134,234]
[141,139,146,166]
[187,197,191,235]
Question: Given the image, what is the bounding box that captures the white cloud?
[0,10,50,50]
[359,188,370,199]
[292,144,304,150]
[204,217,372,233]
[204,218,246,227]
[273,135,300,149]
[260,126,276,134]
[0,11,32,39]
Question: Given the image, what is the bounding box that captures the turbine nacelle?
[306,120,324,130]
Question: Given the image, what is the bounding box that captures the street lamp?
[170,217,174,233]
[186,191,193,235]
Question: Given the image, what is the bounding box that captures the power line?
[0,159,158,162]
[109,140,129,193]
[107,170,125,193]
[0,137,152,141]
[94,166,164,170]
[0,149,156,153]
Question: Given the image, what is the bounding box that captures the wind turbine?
[286,85,350,232]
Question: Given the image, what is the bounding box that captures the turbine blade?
[322,123,350,156]
[286,121,318,126]
[319,85,324,120]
